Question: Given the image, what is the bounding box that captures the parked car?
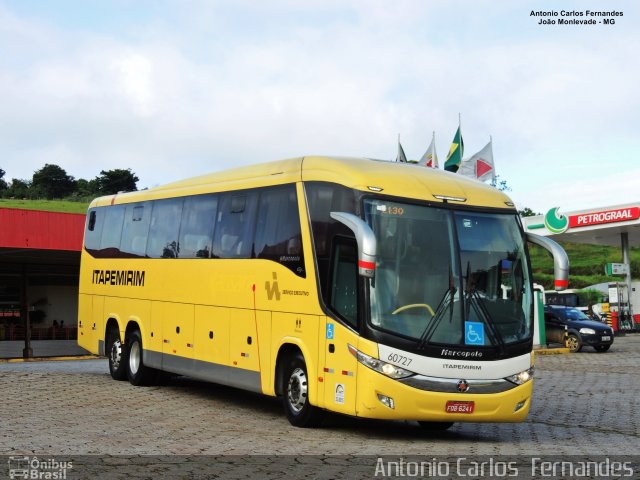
[544,305,615,353]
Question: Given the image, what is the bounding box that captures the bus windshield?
[364,199,532,348]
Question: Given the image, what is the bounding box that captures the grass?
[529,242,640,290]
[0,198,90,214]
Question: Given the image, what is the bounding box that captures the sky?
[0,0,638,213]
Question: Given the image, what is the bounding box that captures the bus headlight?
[505,367,534,385]
[348,344,415,379]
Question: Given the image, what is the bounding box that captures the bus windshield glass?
[364,199,532,348]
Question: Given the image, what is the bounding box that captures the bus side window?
[120,203,151,257]
[329,240,358,329]
[212,192,258,259]
[179,194,218,259]
[98,205,126,257]
[254,185,305,277]
[147,198,184,258]
[84,208,105,253]
[304,182,357,310]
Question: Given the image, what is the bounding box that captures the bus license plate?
[445,401,474,414]
[602,336,611,341]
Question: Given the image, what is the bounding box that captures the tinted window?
[120,203,151,257]
[212,192,258,259]
[147,198,184,258]
[255,185,305,277]
[99,205,126,254]
[84,208,104,251]
[329,241,358,328]
[179,195,218,258]
[305,182,357,307]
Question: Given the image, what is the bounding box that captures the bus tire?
[107,329,127,381]
[418,421,454,431]
[283,354,324,428]
[126,330,156,386]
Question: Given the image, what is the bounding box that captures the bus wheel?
[418,421,454,431]
[107,329,127,381]
[126,330,155,386]
[283,354,324,428]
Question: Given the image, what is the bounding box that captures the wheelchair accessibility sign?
[465,321,485,346]
[326,323,334,340]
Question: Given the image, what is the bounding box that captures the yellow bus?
[78,156,568,429]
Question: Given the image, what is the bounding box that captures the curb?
[0,355,100,363]
[534,347,571,355]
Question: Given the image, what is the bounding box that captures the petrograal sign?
[569,207,639,228]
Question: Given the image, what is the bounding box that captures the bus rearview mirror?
[330,212,377,278]
[526,233,570,291]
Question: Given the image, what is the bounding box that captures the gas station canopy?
[521,203,640,246]
[522,202,639,326]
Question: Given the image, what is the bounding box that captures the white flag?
[458,140,495,182]
[395,136,407,163]
[419,133,438,168]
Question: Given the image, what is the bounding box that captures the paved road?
[1,336,638,478]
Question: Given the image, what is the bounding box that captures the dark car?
[544,305,614,353]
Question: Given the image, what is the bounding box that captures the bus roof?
[90,156,514,210]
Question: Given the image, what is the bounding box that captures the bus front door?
[323,319,359,416]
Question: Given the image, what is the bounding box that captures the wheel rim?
[287,367,308,413]
[110,338,122,370]
[129,340,141,375]
[567,336,579,351]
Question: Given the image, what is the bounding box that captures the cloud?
[0,0,637,213]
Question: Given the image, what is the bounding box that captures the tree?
[0,168,7,192]
[490,175,511,192]
[518,207,539,217]
[95,169,139,195]
[74,178,99,198]
[6,179,32,198]
[32,164,76,199]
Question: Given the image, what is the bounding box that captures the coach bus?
[78,156,569,429]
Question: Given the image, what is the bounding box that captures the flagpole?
[490,135,495,182]
[459,113,462,157]
[459,113,463,163]
[432,131,436,168]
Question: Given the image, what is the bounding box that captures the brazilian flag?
[444,126,464,172]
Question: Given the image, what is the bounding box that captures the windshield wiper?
[464,262,506,352]
[416,266,457,350]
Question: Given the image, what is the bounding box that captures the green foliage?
[579,288,605,305]
[518,207,539,217]
[490,175,511,192]
[1,164,140,200]
[32,164,76,199]
[4,178,32,198]
[96,168,139,194]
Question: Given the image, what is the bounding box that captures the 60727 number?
[387,353,412,366]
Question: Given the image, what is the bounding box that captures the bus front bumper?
[354,365,532,423]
